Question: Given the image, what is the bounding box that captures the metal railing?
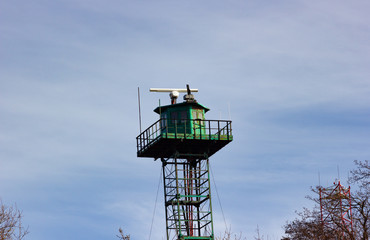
[136,119,232,154]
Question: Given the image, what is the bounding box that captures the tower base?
[162,154,214,240]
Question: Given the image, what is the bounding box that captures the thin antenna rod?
[318,171,321,187]
[228,102,231,120]
[159,99,161,116]
[138,87,142,133]
[337,165,340,181]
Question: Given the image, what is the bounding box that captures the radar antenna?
[150,84,198,104]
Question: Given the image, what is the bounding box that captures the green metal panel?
[167,106,191,134]
[156,102,208,136]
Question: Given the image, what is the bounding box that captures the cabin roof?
[154,101,210,114]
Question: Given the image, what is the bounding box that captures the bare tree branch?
[116,227,130,240]
[0,200,29,240]
[282,160,369,240]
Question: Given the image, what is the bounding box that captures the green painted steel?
[154,102,209,136]
[136,118,232,159]
[161,157,215,240]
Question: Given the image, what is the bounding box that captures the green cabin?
[136,86,232,158]
[154,102,209,138]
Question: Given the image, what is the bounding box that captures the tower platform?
[136,119,232,159]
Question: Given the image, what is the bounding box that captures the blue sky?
[1,0,369,239]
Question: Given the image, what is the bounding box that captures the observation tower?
[136,85,233,240]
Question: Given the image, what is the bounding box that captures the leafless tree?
[282,160,369,240]
[216,228,247,240]
[351,191,369,240]
[350,160,370,188]
[254,225,265,240]
[282,206,342,240]
[215,225,270,240]
[116,228,130,240]
[0,200,29,240]
[349,160,370,240]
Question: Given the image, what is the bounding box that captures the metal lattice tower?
[162,156,213,239]
[319,180,354,238]
[136,86,232,240]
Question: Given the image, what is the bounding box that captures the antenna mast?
[137,87,142,133]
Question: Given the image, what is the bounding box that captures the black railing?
[136,119,232,154]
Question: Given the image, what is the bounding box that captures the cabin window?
[160,113,167,129]
[192,110,204,120]
[180,111,187,123]
[199,110,204,120]
[192,110,197,120]
[171,112,178,124]
[192,109,205,126]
